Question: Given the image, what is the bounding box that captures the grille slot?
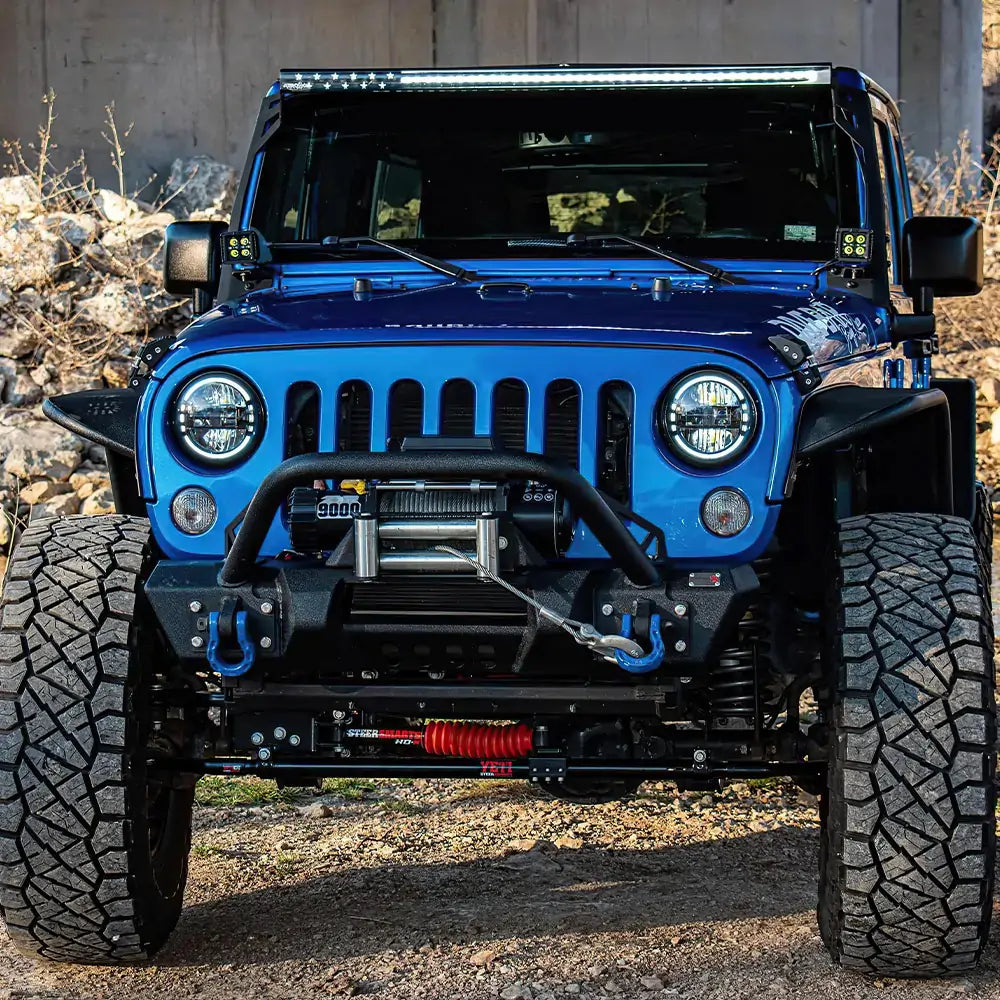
[544,379,580,469]
[388,380,424,447]
[285,382,320,458]
[337,380,372,451]
[492,378,527,452]
[597,380,633,504]
[440,379,475,436]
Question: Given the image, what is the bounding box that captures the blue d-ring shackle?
[614,612,665,674]
[206,609,257,678]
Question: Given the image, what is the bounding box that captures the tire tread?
[820,512,996,977]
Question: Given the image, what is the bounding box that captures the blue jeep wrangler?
[0,64,993,975]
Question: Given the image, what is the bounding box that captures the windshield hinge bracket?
[768,333,823,394]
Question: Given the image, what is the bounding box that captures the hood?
[164,275,886,381]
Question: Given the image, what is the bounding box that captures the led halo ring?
[173,372,264,466]
[661,369,758,467]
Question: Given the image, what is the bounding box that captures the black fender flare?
[791,384,956,515]
[42,389,142,514]
[42,389,138,458]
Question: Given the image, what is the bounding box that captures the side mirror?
[901,216,983,307]
[163,221,228,307]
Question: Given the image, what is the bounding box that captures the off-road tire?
[973,480,993,570]
[819,513,996,977]
[0,515,194,963]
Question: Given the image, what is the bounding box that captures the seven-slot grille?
[320,376,632,499]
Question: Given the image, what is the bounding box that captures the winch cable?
[433,544,648,663]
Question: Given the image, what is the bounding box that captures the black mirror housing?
[901,216,983,300]
[163,221,228,297]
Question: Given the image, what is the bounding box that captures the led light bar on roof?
[279,65,831,94]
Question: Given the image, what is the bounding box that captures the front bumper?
[147,450,759,690]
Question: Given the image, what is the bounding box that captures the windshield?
[250,88,857,262]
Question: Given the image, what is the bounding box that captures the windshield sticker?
[783,224,817,242]
[766,301,871,358]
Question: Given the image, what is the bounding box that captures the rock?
[990,408,1000,446]
[81,487,115,516]
[91,188,140,224]
[499,986,529,1000]
[470,950,496,967]
[59,368,104,393]
[981,376,1000,404]
[507,838,543,853]
[102,357,133,388]
[0,220,62,290]
[639,977,664,991]
[3,366,44,407]
[19,480,73,505]
[553,835,583,850]
[29,364,55,387]
[0,327,41,359]
[0,511,13,548]
[77,280,148,335]
[0,176,41,215]
[101,212,173,273]
[0,418,85,481]
[563,986,581,996]
[301,803,332,819]
[42,211,101,249]
[164,155,239,217]
[32,493,80,518]
[70,469,110,492]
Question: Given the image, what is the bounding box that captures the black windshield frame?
[249,87,858,263]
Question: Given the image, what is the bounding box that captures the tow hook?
[207,596,257,678]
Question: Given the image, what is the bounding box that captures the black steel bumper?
[219,450,662,587]
[145,559,759,683]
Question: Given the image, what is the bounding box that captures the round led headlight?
[662,370,757,466]
[171,487,218,535]
[173,373,262,465]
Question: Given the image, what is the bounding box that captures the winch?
[287,479,575,572]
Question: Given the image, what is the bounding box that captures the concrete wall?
[0,0,982,189]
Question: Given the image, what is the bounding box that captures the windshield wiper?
[508,233,745,285]
[316,235,477,283]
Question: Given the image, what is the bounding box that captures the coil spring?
[423,721,534,758]
[708,559,773,721]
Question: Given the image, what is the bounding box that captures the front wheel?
[0,516,194,964]
[819,513,996,976]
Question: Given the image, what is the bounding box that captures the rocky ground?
[2,776,999,1000]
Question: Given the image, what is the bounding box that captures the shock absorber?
[424,721,534,758]
[344,721,535,759]
[708,559,772,726]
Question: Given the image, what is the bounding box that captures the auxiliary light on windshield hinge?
[835,228,872,265]
[221,230,261,264]
[279,65,832,93]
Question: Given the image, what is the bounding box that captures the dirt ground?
[1,775,999,1000]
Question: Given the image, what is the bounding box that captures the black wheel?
[819,513,996,977]
[0,515,194,964]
